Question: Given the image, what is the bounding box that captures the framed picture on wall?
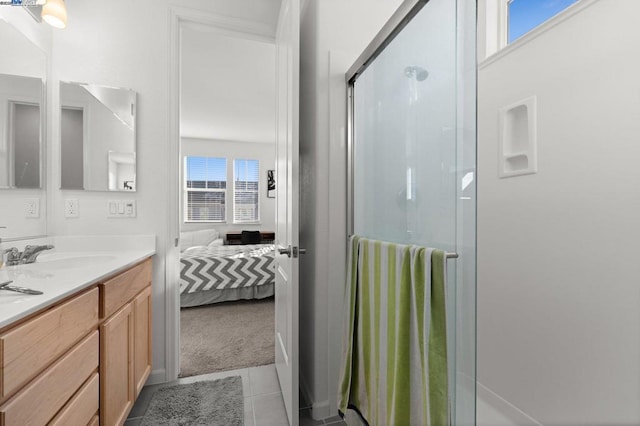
[267,169,275,198]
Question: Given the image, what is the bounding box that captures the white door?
[274,0,300,424]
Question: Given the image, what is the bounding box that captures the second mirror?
[60,81,136,191]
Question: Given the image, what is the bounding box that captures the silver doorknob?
[278,246,307,258]
[278,247,291,256]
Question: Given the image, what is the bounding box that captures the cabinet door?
[100,303,134,426]
[133,286,152,397]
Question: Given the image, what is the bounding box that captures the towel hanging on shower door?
[338,236,449,426]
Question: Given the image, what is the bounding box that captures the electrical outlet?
[64,199,79,218]
[25,198,40,218]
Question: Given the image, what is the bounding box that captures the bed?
[179,242,276,307]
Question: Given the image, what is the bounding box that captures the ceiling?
[180,27,276,144]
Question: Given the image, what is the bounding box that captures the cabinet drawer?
[0,288,99,401]
[100,258,152,319]
[49,373,99,426]
[0,331,98,425]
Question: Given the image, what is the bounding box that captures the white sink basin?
[32,253,117,269]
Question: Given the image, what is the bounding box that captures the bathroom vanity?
[0,236,155,426]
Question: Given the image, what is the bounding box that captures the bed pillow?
[180,229,219,251]
[207,238,224,249]
[182,245,207,254]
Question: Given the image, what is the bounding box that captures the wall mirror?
[60,81,137,191]
[0,16,47,241]
[0,23,45,190]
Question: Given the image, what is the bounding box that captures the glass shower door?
[348,0,476,423]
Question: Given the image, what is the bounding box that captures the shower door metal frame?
[344,1,478,424]
[346,0,430,238]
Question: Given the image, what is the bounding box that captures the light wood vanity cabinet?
[0,289,100,426]
[99,258,152,426]
[0,257,152,426]
[133,286,152,397]
[100,304,135,426]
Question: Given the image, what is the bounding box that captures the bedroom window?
[184,156,227,222]
[233,159,260,223]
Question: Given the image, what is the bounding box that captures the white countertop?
[0,235,156,329]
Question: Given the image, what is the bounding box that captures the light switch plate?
[108,199,136,218]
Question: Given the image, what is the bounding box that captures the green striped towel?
[338,236,449,426]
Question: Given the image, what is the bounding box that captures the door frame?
[165,7,277,382]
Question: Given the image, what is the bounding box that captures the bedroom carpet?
[140,376,243,426]
[180,298,275,377]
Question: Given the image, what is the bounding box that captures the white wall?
[299,0,403,419]
[48,0,281,384]
[180,137,275,237]
[477,0,640,424]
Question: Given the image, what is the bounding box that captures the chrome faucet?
[4,245,54,266]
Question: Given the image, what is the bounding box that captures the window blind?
[184,156,227,222]
[233,159,259,223]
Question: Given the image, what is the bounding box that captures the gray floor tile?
[124,417,142,426]
[244,396,256,426]
[300,408,323,426]
[324,420,347,425]
[323,415,343,424]
[249,364,281,396]
[253,392,288,426]
[343,409,367,426]
[128,383,164,418]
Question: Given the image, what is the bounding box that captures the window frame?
[232,158,261,224]
[481,0,590,63]
[183,156,228,223]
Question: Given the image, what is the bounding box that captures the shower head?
[404,66,429,82]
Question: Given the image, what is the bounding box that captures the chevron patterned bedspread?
[180,244,275,295]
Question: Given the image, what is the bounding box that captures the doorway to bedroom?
[177,21,278,378]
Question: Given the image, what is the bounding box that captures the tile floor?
[125,364,346,426]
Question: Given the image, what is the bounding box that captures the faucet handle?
[4,247,20,265]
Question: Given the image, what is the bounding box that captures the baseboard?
[477,382,542,426]
[146,369,167,386]
[299,373,332,420]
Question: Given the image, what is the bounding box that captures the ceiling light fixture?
[41,0,67,29]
